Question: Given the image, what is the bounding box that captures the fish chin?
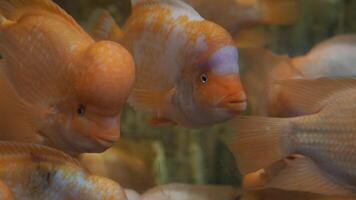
[203,107,236,124]
[43,126,112,155]
[64,130,114,154]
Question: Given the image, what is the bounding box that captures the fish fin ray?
[148,117,177,125]
[276,77,356,114]
[88,9,124,42]
[0,61,45,142]
[234,26,272,48]
[239,48,298,116]
[0,141,82,167]
[258,0,299,25]
[129,59,176,113]
[0,0,83,32]
[227,117,292,174]
[128,88,167,113]
[263,156,353,196]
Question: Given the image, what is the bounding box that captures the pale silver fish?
[229,77,356,196]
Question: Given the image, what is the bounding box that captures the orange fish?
[0,141,127,200]
[240,34,356,117]
[0,0,135,155]
[89,0,246,128]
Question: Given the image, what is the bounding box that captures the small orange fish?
[241,35,356,117]
[184,0,299,47]
[89,0,247,128]
[0,0,135,155]
[229,78,356,196]
[0,141,127,200]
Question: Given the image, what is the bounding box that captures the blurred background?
[53,0,356,192]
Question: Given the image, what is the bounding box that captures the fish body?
[184,0,299,33]
[0,141,127,200]
[141,183,239,200]
[0,0,135,155]
[230,78,356,196]
[80,144,156,193]
[90,0,246,128]
[241,34,356,117]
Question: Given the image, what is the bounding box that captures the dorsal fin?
[275,77,356,115]
[0,0,83,32]
[0,141,82,167]
[130,0,202,18]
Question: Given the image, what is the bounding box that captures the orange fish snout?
[87,115,121,151]
[218,91,247,114]
[93,125,120,150]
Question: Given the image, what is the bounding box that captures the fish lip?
[95,135,119,149]
[218,92,247,113]
[225,101,248,114]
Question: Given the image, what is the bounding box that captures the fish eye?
[200,73,208,84]
[77,104,86,116]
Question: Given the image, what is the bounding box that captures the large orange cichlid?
[0,0,135,155]
[90,0,247,128]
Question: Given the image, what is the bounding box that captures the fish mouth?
[218,92,247,113]
[94,134,119,149]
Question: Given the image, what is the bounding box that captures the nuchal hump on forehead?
[204,46,239,75]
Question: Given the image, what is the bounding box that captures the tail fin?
[88,9,124,42]
[258,0,299,25]
[239,48,299,116]
[227,117,292,174]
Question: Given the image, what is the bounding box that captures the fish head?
[56,41,135,153]
[179,45,246,125]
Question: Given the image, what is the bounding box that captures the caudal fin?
[258,0,299,25]
[227,116,292,174]
[261,155,353,196]
[88,9,124,42]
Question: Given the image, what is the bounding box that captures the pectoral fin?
[148,117,177,126]
[259,155,353,196]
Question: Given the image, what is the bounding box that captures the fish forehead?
[126,3,211,88]
[207,45,239,75]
